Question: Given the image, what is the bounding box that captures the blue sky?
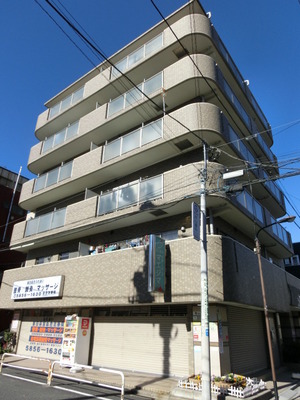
[1,0,300,241]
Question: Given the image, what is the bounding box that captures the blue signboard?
[192,202,200,241]
[148,234,165,292]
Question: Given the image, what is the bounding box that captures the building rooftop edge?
[44,0,205,108]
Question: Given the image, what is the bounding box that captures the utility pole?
[255,215,295,400]
[200,142,211,400]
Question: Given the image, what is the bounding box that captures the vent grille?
[175,139,193,151]
[150,209,168,217]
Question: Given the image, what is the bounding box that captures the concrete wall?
[2,235,297,313]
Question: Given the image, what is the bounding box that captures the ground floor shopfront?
[9,303,284,378]
[3,236,299,376]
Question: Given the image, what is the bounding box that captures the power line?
[34,0,98,69]
[27,0,299,243]
[35,0,209,167]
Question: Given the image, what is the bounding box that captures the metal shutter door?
[227,306,268,375]
[92,316,189,376]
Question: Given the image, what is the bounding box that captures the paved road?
[0,367,150,400]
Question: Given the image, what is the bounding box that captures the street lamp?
[255,215,295,400]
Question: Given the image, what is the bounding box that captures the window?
[59,252,70,261]
[36,256,51,265]
[160,230,178,241]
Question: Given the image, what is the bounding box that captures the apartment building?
[0,167,28,331]
[1,0,300,377]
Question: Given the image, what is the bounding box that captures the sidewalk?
[1,354,300,400]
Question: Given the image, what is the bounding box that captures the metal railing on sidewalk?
[0,353,125,400]
[0,353,51,376]
[50,361,125,400]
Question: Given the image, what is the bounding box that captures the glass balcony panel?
[248,150,256,164]
[212,27,269,130]
[49,103,60,119]
[228,126,239,152]
[118,183,138,209]
[103,138,121,162]
[107,96,124,117]
[122,129,140,154]
[223,79,233,102]
[143,73,162,95]
[277,225,285,242]
[42,136,55,153]
[125,86,143,107]
[141,120,162,145]
[51,208,66,229]
[59,161,72,181]
[46,168,59,187]
[239,142,248,160]
[25,218,39,237]
[245,191,254,215]
[128,47,144,68]
[98,192,117,215]
[281,229,289,245]
[223,78,251,130]
[271,221,278,236]
[72,86,84,104]
[236,191,245,208]
[111,58,127,78]
[34,174,47,192]
[54,128,66,147]
[60,94,72,112]
[145,34,163,56]
[38,213,52,233]
[66,121,79,140]
[254,200,264,224]
[140,175,162,202]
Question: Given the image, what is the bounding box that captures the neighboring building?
[284,242,300,352]
[1,0,300,377]
[285,242,300,275]
[0,167,28,331]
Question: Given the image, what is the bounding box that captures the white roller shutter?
[92,316,189,376]
[227,307,268,375]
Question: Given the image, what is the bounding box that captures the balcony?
[2,235,296,312]
[13,161,292,257]
[29,49,276,181]
[22,102,223,210]
[34,12,270,145]
[26,107,285,227]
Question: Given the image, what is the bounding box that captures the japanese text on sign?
[23,320,64,359]
[11,275,64,300]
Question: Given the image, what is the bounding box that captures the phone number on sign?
[25,345,62,355]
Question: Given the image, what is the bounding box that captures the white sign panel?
[18,319,64,360]
[11,275,64,300]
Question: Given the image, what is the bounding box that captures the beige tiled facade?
[1,0,299,378]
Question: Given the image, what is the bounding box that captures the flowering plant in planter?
[212,373,246,388]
